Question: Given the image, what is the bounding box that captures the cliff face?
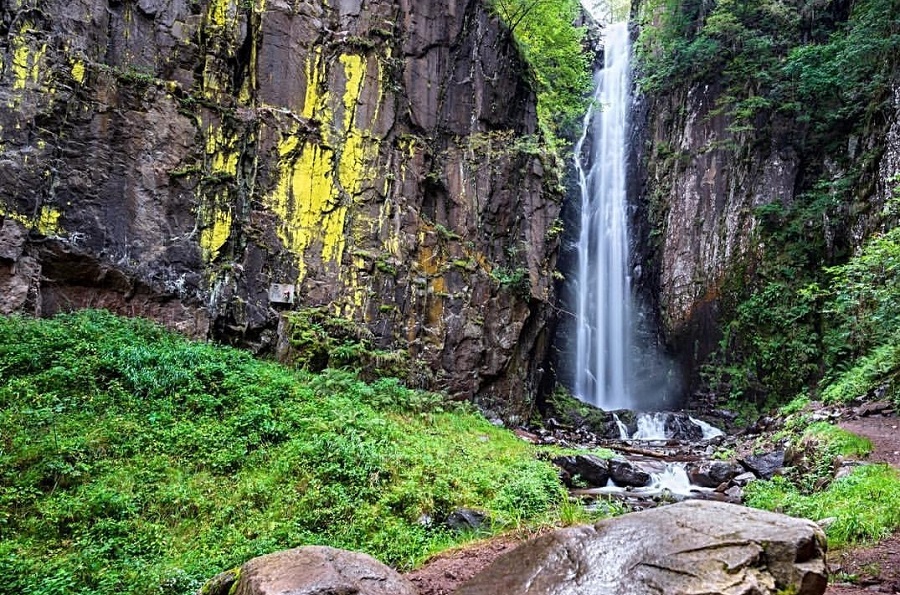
[635,81,804,378]
[0,0,563,417]
[633,0,900,396]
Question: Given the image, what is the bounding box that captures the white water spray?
[573,22,634,410]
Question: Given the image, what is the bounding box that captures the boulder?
[454,500,827,595]
[733,471,758,486]
[445,508,489,532]
[685,460,745,488]
[607,458,652,487]
[856,400,892,417]
[202,546,417,595]
[741,451,786,480]
[552,454,610,487]
[664,413,704,441]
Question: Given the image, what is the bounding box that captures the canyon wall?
[632,0,900,397]
[0,0,564,419]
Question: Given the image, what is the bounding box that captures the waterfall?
[573,21,633,411]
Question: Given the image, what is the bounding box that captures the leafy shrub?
[489,0,592,139]
[802,422,872,459]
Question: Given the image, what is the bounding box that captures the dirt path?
[404,535,524,595]
[825,414,900,595]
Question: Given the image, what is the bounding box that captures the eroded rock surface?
[455,500,827,595]
[202,546,417,595]
[0,0,561,418]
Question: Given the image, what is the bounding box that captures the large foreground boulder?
[455,500,827,595]
[201,546,417,595]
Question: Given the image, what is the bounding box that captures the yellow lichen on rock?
[10,24,46,92]
[270,134,345,281]
[199,209,233,262]
[302,48,324,119]
[207,0,237,31]
[197,123,239,262]
[70,60,86,84]
[266,51,383,284]
[0,205,63,236]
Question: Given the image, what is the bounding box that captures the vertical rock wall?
[634,52,900,395]
[0,0,564,418]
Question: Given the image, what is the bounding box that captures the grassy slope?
[0,311,566,595]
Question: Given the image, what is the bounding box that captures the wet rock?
[541,392,632,439]
[733,471,758,487]
[664,413,704,441]
[741,451,786,480]
[552,455,610,487]
[201,546,417,595]
[685,460,745,488]
[608,458,652,487]
[856,401,893,417]
[455,500,828,595]
[445,509,489,533]
[725,485,743,502]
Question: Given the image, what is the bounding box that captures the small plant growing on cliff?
[491,266,531,299]
[489,0,592,140]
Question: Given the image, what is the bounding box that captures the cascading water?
[573,21,634,411]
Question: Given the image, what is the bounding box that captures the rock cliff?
[0,0,564,417]
[632,0,900,394]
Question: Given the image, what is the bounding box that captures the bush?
[489,0,592,140]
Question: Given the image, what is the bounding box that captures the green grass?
[802,422,873,458]
[0,311,571,595]
[745,464,900,549]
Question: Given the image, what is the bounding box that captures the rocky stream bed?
[407,404,900,595]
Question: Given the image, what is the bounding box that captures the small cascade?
[592,463,708,498]
[651,464,694,496]
[626,412,724,441]
[691,417,725,440]
[632,412,668,440]
[612,413,629,440]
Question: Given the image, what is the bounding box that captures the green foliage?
[283,307,411,380]
[702,172,900,407]
[0,311,572,595]
[490,266,531,298]
[636,0,900,133]
[745,464,900,548]
[778,396,810,417]
[803,422,873,459]
[489,0,593,140]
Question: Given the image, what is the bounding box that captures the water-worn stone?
[608,458,651,487]
[733,471,758,486]
[552,454,610,487]
[455,500,828,595]
[685,460,745,488]
[201,546,417,595]
[741,451,786,480]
